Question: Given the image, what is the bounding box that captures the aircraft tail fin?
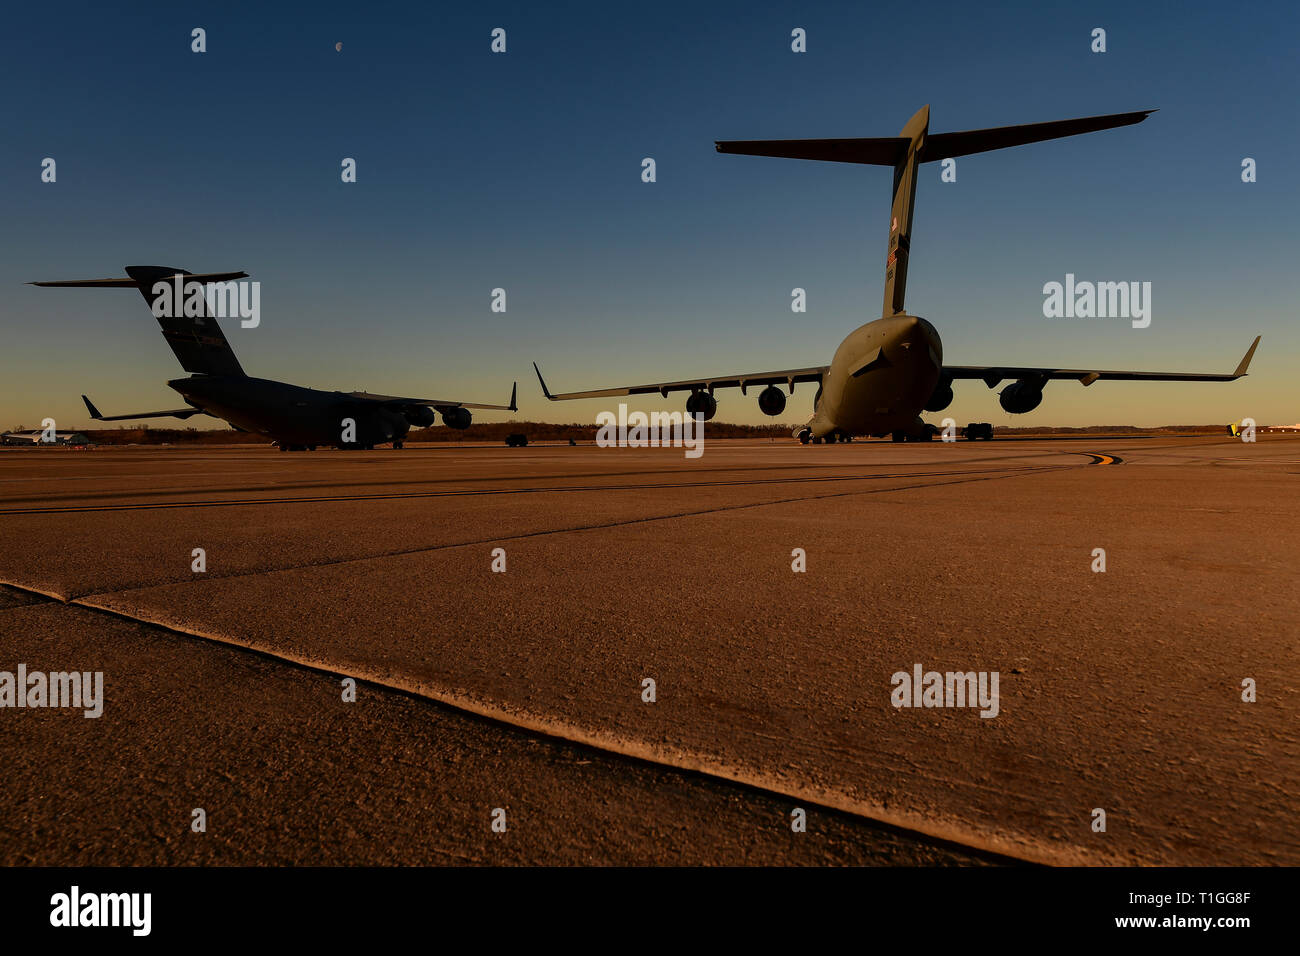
[716,107,1156,318]
[718,107,933,316]
[32,266,249,377]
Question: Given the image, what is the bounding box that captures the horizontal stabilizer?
[715,137,908,166]
[919,110,1155,161]
[31,271,248,288]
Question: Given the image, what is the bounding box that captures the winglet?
[533,362,555,401]
[508,381,518,412]
[1233,336,1261,378]
[81,395,103,420]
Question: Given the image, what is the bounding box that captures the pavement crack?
[65,464,1072,601]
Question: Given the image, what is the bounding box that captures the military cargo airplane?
[33,266,516,450]
[534,107,1259,443]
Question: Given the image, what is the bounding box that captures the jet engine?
[757,385,786,417]
[924,380,954,412]
[685,391,717,421]
[441,407,473,429]
[402,405,438,427]
[998,380,1044,414]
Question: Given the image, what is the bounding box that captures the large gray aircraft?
[33,265,516,450]
[534,106,1259,442]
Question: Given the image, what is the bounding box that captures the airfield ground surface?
[0,436,1295,865]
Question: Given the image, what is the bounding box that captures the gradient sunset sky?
[2,0,1296,429]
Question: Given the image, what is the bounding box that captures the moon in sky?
[335,42,342,52]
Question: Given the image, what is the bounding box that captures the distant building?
[1,430,93,447]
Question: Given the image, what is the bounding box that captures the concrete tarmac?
[0,436,1295,865]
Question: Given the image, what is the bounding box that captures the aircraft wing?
[82,395,207,421]
[944,337,1260,387]
[347,382,518,412]
[532,362,828,401]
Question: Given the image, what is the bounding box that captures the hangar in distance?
[32,266,516,450]
[536,106,1260,442]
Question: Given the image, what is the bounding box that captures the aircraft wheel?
[394,441,404,449]
[798,431,811,445]
[891,431,906,443]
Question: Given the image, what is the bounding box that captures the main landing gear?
[798,428,858,444]
[892,424,943,443]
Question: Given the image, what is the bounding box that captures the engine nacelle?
[757,385,786,417]
[685,391,717,421]
[998,380,1044,414]
[924,381,954,412]
[441,407,473,429]
[402,405,438,427]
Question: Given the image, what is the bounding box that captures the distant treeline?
[994,425,1230,434]
[69,421,800,445]
[58,422,1240,446]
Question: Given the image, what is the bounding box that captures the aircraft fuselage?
[810,314,943,438]
[167,375,413,449]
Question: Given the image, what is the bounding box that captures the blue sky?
[1,0,1296,428]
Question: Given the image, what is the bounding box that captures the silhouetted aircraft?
[33,266,515,450]
[535,107,1259,443]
